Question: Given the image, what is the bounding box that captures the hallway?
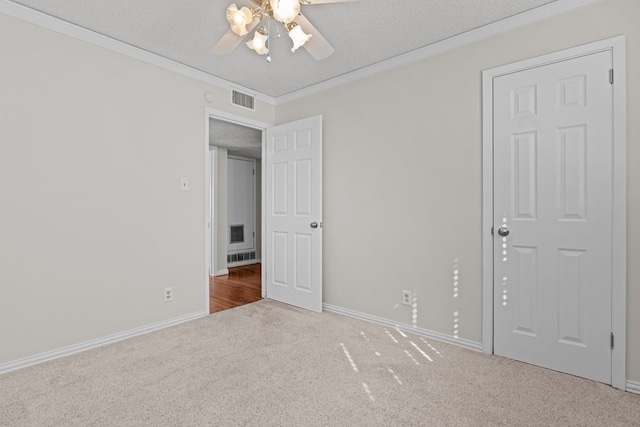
[209,264,262,314]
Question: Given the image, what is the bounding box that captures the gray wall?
[2,0,638,386]
[0,12,274,366]
[275,0,640,383]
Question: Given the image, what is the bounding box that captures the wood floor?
[209,263,262,314]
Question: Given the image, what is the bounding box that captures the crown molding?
[0,0,277,106]
[274,0,602,104]
[2,0,601,107]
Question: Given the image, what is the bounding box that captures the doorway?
[204,110,324,315]
[481,36,627,389]
[206,112,269,314]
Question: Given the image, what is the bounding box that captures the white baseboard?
[323,304,640,392]
[227,259,261,268]
[0,311,206,375]
[323,303,482,352]
[627,380,640,394]
[213,268,229,276]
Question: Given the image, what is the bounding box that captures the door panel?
[493,51,612,383]
[265,116,322,312]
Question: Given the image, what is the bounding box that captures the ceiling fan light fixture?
[287,21,311,52]
[270,0,300,24]
[246,27,269,55]
[226,4,254,36]
[216,0,339,61]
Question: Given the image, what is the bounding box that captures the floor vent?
[231,90,255,110]
[228,251,256,263]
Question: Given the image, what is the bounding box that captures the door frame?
[208,146,219,276]
[204,108,271,315]
[481,36,627,390]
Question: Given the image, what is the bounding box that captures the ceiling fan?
[213,0,358,61]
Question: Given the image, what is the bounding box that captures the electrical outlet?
[164,287,173,303]
[401,290,412,306]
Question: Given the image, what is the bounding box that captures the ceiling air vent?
[231,90,255,110]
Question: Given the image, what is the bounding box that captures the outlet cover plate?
[164,287,173,302]
[402,290,412,306]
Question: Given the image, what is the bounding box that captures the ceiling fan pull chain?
[266,21,272,63]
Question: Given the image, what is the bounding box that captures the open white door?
[265,116,322,312]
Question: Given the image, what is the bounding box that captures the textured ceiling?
[210,118,262,158]
[9,0,558,97]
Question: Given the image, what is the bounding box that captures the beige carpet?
[1,300,638,426]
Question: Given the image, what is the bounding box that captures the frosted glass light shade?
[270,0,300,24]
[246,30,269,55]
[226,4,253,36]
[288,24,311,52]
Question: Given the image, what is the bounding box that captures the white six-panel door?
[265,116,323,312]
[493,51,613,383]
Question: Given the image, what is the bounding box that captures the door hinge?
[610,332,614,350]
[491,227,494,236]
[609,69,614,85]
[253,169,255,175]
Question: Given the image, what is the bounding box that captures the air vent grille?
[232,90,255,110]
[230,225,244,244]
[227,251,256,263]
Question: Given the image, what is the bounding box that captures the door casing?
[204,108,272,316]
[481,36,627,390]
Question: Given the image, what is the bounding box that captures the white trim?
[261,131,267,299]
[276,0,602,104]
[213,268,230,277]
[481,35,626,390]
[204,108,272,313]
[209,147,217,277]
[227,259,262,268]
[0,0,276,106]
[610,35,627,392]
[627,381,640,395]
[204,119,211,315]
[0,311,205,375]
[481,68,495,356]
[323,304,482,352]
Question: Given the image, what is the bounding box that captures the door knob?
[497,226,510,237]
[310,222,318,229]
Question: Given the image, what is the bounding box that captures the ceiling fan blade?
[212,19,260,55]
[297,13,335,60]
[304,0,361,3]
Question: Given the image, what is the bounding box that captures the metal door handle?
[310,222,318,229]
[497,226,509,237]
